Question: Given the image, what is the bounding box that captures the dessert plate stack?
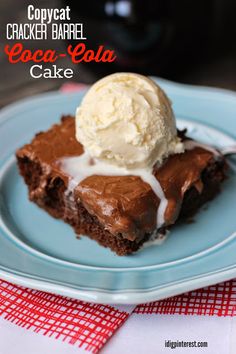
[0,78,236,304]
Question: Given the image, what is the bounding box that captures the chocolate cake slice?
[16,116,227,256]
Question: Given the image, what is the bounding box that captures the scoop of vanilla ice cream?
[75,73,184,169]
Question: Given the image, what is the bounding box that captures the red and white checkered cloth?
[1,83,235,354]
[0,279,235,353]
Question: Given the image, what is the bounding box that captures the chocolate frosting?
[17,116,219,241]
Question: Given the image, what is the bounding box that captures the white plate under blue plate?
[0,78,236,304]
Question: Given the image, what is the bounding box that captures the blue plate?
[0,78,236,304]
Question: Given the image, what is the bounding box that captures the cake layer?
[16,116,227,255]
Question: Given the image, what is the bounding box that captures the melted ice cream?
[60,152,168,228]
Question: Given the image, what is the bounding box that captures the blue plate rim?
[0,265,236,304]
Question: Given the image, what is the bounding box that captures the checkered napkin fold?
[0,279,235,353]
